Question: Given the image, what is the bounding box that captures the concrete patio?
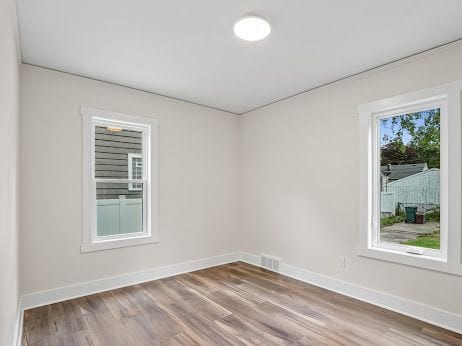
[380,222,440,243]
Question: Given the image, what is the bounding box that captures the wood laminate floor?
[23,262,462,345]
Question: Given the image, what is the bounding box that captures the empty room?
[2,0,462,345]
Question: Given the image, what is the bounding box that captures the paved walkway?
[380,222,439,243]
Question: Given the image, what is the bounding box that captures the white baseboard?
[13,301,23,346]
[238,252,462,335]
[21,252,240,310]
[18,250,462,339]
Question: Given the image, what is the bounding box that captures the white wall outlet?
[338,256,346,268]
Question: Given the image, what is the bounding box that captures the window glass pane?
[96,182,144,236]
[379,108,440,250]
[129,155,143,190]
[94,126,143,179]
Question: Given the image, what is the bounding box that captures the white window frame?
[358,81,462,275]
[128,153,143,191]
[81,107,159,252]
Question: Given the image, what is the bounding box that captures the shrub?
[426,208,440,222]
[381,214,405,227]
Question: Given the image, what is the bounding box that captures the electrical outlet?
[338,256,346,268]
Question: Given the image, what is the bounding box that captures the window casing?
[358,81,462,275]
[81,107,159,252]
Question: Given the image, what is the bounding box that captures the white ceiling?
[17,0,462,114]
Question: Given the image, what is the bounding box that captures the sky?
[379,108,438,146]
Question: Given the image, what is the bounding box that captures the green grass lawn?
[382,210,441,249]
[402,230,440,249]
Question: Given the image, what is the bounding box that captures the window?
[128,153,143,191]
[358,81,462,275]
[374,103,444,259]
[81,107,158,252]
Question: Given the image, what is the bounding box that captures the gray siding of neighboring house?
[95,126,143,200]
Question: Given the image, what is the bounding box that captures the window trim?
[128,153,143,191]
[358,81,462,275]
[81,107,159,252]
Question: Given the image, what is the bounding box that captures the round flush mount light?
[106,126,122,132]
[233,16,271,41]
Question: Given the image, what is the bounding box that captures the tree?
[380,109,440,168]
[381,140,405,165]
[381,140,420,166]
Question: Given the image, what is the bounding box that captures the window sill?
[81,233,159,253]
[357,247,462,276]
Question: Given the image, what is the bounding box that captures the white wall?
[0,0,20,344]
[17,34,462,327]
[240,41,462,315]
[19,65,240,294]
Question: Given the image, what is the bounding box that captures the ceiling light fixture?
[234,16,271,42]
[106,126,122,132]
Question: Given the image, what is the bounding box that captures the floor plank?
[22,262,462,345]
